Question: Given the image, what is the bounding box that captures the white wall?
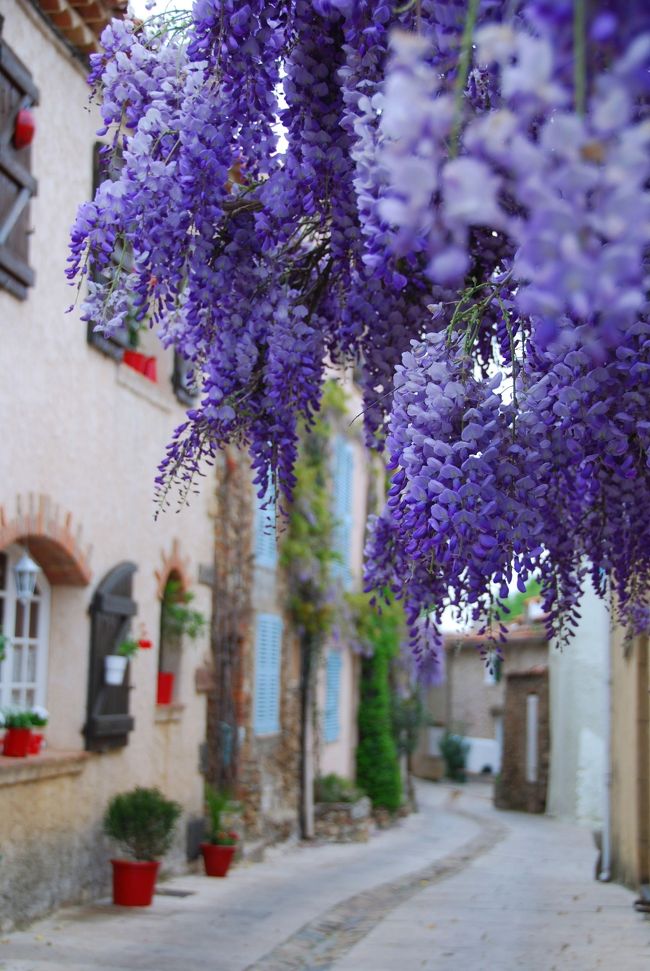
[547,583,609,826]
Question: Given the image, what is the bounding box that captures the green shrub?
[204,783,235,844]
[103,787,181,861]
[355,605,402,812]
[439,732,469,782]
[314,773,364,804]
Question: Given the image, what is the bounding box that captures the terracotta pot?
[156,671,174,705]
[111,859,160,907]
[2,727,32,758]
[200,842,236,877]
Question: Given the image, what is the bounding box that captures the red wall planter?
[156,671,174,705]
[2,727,33,757]
[123,350,157,383]
[111,859,160,906]
[200,843,236,877]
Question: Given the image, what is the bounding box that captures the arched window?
[0,546,50,710]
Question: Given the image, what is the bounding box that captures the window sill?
[154,703,185,724]
[116,362,171,414]
[0,749,90,788]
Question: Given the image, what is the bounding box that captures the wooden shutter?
[332,437,354,588]
[84,561,137,751]
[253,613,282,735]
[0,37,39,299]
[324,650,342,743]
[254,480,277,569]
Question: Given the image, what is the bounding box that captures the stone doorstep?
[0,749,90,787]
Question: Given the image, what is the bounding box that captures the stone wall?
[314,797,371,843]
[495,668,550,814]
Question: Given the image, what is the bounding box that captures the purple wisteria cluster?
[68,0,650,663]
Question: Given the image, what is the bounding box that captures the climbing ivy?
[280,380,348,639]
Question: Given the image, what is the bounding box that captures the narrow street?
[2,782,649,971]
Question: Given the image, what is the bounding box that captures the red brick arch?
[0,493,91,586]
[155,538,191,599]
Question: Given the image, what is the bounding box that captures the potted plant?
[103,786,181,906]
[158,580,206,705]
[105,639,140,686]
[200,784,239,877]
[28,705,48,754]
[1,709,33,757]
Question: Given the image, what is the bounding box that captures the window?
[324,650,342,743]
[331,437,354,588]
[86,143,138,360]
[0,548,49,710]
[0,38,39,299]
[253,613,282,736]
[484,654,503,685]
[254,479,277,569]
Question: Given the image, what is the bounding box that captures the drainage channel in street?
[244,805,507,971]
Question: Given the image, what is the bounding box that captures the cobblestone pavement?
[2,783,649,971]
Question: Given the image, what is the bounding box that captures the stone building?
[416,615,549,779]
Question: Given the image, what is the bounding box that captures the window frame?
[0,546,50,711]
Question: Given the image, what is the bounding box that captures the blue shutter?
[332,437,354,588]
[254,613,282,735]
[324,650,343,743]
[254,480,277,569]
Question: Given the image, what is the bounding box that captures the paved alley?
[1,782,649,971]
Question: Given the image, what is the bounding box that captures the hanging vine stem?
[450,0,480,157]
[573,0,587,115]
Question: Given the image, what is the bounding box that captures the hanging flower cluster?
[68,1,650,664]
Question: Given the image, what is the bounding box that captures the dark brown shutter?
[84,561,137,751]
[0,35,38,299]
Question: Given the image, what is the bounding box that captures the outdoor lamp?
[14,552,40,605]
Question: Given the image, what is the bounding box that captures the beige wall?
[610,628,650,889]
[432,638,548,739]
[0,1,214,927]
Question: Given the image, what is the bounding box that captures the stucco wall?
[0,2,213,928]
[609,627,649,888]
[318,646,359,781]
[547,584,608,827]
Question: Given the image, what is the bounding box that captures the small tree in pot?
[200,784,239,877]
[104,786,181,906]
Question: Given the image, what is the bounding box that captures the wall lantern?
[14,552,40,605]
[13,109,35,151]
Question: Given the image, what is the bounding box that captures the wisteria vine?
[68,0,650,664]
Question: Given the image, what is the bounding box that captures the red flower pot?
[2,727,32,758]
[111,859,160,907]
[156,671,174,705]
[200,843,236,878]
[29,732,44,755]
[123,350,157,383]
